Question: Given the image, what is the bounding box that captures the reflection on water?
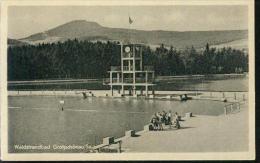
[156,76,248,91]
[8,75,248,91]
[8,96,226,153]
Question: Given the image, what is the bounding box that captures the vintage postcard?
[0,0,255,161]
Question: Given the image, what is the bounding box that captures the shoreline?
[8,90,248,103]
[8,73,247,83]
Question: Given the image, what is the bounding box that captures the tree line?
[8,39,248,80]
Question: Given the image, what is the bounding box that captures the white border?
[0,0,255,161]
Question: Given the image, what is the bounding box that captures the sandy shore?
[115,102,248,153]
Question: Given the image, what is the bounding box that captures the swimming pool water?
[8,96,226,153]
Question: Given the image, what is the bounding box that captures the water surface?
[8,96,226,153]
[8,75,248,92]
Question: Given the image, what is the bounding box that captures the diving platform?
[105,43,156,97]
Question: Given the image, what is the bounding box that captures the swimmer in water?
[82,92,87,99]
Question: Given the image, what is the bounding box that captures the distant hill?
[211,38,248,51]
[18,20,248,49]
[8,38,28,47]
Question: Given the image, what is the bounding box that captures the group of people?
[149,110,180,131]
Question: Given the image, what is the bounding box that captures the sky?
[8,5,248,39]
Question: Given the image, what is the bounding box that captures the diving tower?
[106,43,156,97]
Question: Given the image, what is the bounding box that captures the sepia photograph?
[0,0,255,161]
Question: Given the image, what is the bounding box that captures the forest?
[8,39,248,80]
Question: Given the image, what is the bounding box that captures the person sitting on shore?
[150,113,159,130]
[151,118,157,130]
[157,112,164,131]
[162,110,167,124]
[167,110,172,126]
[173,112,180,129]
[165,113,169,125]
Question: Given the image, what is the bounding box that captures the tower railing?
[123,66,133,71]
[111,66,121,71]
[122,53,141,58]
[144,66,154,71]
[106,78,154,84]
[123,53,133,58]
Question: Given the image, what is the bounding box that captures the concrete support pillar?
[145,71,148,83]
[117,73,120,83]
[145,85,148,97]
[128,60,130,71]
[117,141,122,153]
[140,47,143,70]
[121,85,124,95]
[110,72,112,84]
[129,88,132,95]
[110,72,113,96]
[145,71,148,96]
[133,86,136,96]
[121,43,123,72]
[111,86,113,96]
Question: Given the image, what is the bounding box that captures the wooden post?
[222,92,225,98]
[224,106,227,115]
[243,94,245,101]
[230,104,233,113]
[234,92,236,100]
